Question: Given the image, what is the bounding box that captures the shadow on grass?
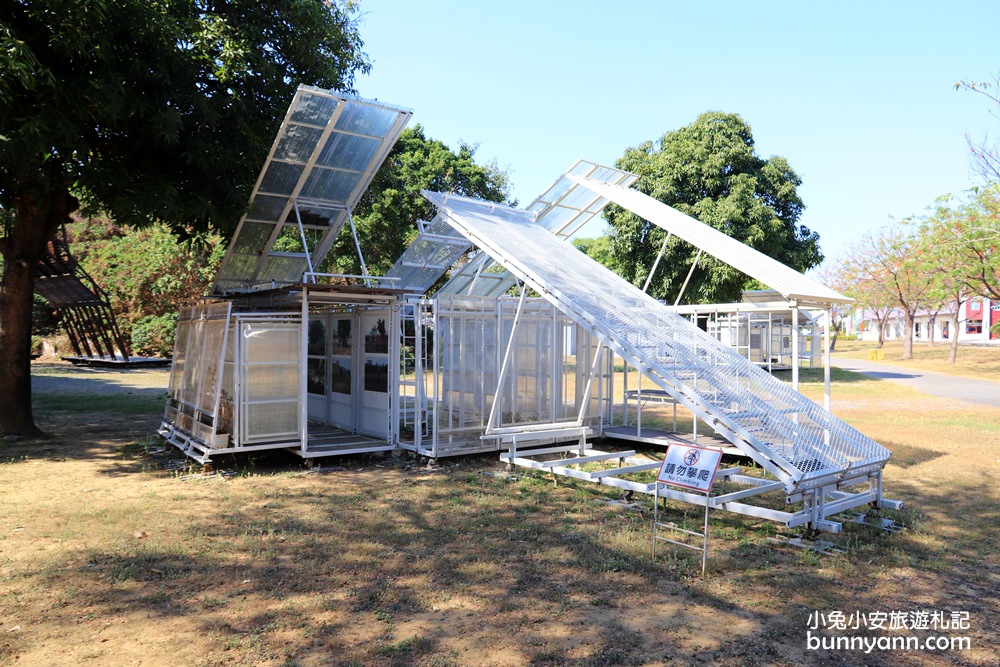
[6,452,991,667]
[6,366,997,665]
[881,439,946,468]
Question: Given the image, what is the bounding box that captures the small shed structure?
[160,86,897,535]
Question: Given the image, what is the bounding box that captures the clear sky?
[352,1,1000,266]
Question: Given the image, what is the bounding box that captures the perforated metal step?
[425,191,891,494]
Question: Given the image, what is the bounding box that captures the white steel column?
[643,232,672,293]
[791,301,800,392]
[299,292,309,455]
[486,284,529,434]
[823,307,832,411]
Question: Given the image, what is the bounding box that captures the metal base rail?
[502,444,903,534]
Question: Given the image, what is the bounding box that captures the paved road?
[828,355,1000,407]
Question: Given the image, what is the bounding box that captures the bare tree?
[840,224,935,359]
[836,241,897,350]
[956,75,1000,182]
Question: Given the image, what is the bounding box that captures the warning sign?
[656,443,724,493]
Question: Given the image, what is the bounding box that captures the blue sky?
[353,1,999,266]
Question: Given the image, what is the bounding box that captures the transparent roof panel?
[301,167,361,202]
[335,103,403,137]
[258,161,305,196]
[428,191,889,490]
[213,86,411,294]
[317,133,382,172]
[384,216,471,294]
[437,159,637,297]
[273,125,325,162]
[290,94,339,126]
[247,195,289,223]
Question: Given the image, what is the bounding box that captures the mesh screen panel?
[430,192,890,490]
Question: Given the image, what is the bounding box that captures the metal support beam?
[643,232,672,293]
[346,209,370,286]
[485,283,529,434]
[674,249,703,307]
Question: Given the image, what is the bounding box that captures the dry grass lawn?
[0,359,997,666]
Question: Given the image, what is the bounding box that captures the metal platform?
[603,426,743,456]
[297,425,393,458]
[62,355,170,368]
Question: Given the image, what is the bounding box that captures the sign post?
[653,442,724,577]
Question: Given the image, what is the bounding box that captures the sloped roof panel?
[425,190,888,491]
[213,86,412,294]
[567,175,851,305]
[436,160,637,297]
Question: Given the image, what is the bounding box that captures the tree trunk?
[902,311,915,360]
[949,311,960,365]
[928,313,936,347]
[0,184,76,437]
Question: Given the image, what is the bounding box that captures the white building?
[844,299,998,344]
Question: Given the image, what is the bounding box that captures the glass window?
[365,318,389,354]
[307,358,326,395]
[308,318,327,357]
[332,319,352,355]
[364,359,388,393]
[331,359,352,395]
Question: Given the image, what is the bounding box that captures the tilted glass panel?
[231,222,275,254]
[248,195,289,223]
[429,192,891,490]
[335,103,401,138]
[258,161,305,196]
[290,92,339,126]
[301,167,361,202]
[317,133,382,172]
[274,124,324,162]
[288,204,340,229]
[213,86,411,294]
[260,255,308,285]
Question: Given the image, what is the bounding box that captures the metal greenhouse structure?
[160,86,900,535]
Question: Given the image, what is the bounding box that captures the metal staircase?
[424,191,894,527]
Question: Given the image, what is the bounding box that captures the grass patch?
[34,391,164,416]
[3,358,995,666]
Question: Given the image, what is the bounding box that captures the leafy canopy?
[0,0,370,436]
[605,111,822,304]
[0,0,369,232]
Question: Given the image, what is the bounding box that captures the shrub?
[130,312,179,358]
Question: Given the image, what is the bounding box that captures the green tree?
[69,216,225,356]
[604,112,822,304]
[0,1,369,436]
[918,185,1000,356]
[841,223,934,359]
[572,236,619,273]
[918,204,973,363]
[947,185,1000,300]
[835,241,897,349]
[326,125,513,277]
